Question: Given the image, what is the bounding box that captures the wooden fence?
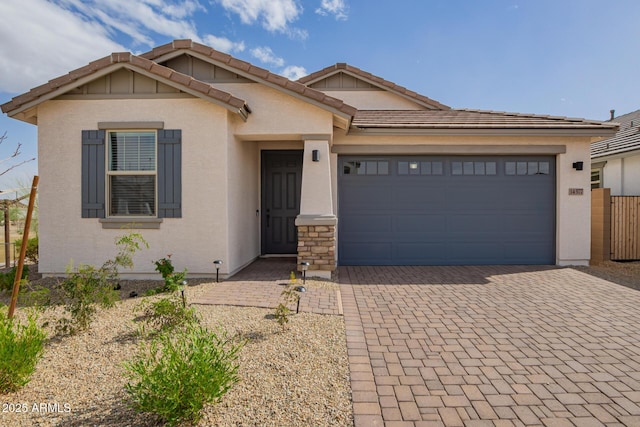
[610,195,640,260]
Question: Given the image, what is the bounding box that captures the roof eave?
[349,126,619,137]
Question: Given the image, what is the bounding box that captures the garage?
[338,155,556,265]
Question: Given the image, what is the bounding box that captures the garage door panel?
[394,243,448,263]
[341,215,392,232]
[338,155,555,265]
[446,214,504,232]
[394,215,447,232]
[340,242,391,262]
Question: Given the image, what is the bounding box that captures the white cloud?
[251,47,285,67]
[216,0,303,34]
[0,0,249,94]
[56,0,202,46]
[203,35,246,53]
[0,0,125,93]
[280,65,308,81]
[315,0,348,20]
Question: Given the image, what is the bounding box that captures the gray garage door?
[338,156,555,265]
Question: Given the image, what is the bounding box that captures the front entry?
[261,150,303,254]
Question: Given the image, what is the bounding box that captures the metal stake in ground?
[8,175,38,319]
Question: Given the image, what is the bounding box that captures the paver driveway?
[338,266,640,427]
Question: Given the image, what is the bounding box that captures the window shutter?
[157,130,182,218]
[81,130,106,218]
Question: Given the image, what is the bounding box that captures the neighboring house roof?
[352,109,619,135]
[1,52,252,122]
[298,62,450,110]
[591,109,640,159]
[140,39,357,118]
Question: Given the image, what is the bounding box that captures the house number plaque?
[568,188,584,196]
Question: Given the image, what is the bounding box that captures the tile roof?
[297,63,450,110]
[1,52,250,118]
[353,110,619,131]
[591,109,640,158]
[140,40,357,118]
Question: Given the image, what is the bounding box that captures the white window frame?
[106,130,158,218]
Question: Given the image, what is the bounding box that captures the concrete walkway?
[339,265,640,427]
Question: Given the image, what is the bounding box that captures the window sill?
[99,218,163,229]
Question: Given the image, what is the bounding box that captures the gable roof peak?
[0,50,251,120]
[298,62,450,111]
[140,39,357,118]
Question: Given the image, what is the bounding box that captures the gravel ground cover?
[0,273,353,427]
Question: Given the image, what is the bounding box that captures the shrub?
[124,324,242,426]
[14,236,38,263]
[274,271,300,332]
[0,265,29,292]
[136,294,199,334]
[55,263,120,335]
[0,306,47,393]
[152,255,187,294]
[56,232,148,335]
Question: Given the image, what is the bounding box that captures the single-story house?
[1,40,618,278]
[591,109,640,195]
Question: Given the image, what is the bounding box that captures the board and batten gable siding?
[81,129,182,218]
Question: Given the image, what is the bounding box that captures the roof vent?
[610,109,615,120]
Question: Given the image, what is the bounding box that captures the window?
[81,128,182,220]
[505,161,550,176]
[591,169,602,189]
[343,160,389,175]
[108,131,156,216]
[451,161,497,176]
[591,162,605,189]
[398,161,443,175]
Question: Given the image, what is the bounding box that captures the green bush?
[14,236,38,263]
[56,232,148,335]
[0,306,47,393]
[152,255,187,294]
[55,263,120,335]
[0,265,29,292]
[136,294,199,334]
[124,325,242,426]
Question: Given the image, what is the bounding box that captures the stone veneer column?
[295,137,336,279]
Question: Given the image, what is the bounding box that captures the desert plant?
[56,232,148,335]
[13,236,38,263]
[273,271,300,332]
[0,265,29,292]
[0,306,46,393]
[136,294,199,335]
[55,263,120,335]
[152,255,187,294]
[124,324,242,426]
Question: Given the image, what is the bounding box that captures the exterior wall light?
[572,161,584,171]
[213,260,223,282]
[312,150,320,162]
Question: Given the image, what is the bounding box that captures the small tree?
[0,132,35,178]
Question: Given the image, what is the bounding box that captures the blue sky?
[1,0,639,189]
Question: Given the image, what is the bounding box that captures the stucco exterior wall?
[318,90,425,110]
[226,120,260,276]
[217,83,334,139]
[37,98,230,277]
[602,154,640,196]
[332,133,593,266]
